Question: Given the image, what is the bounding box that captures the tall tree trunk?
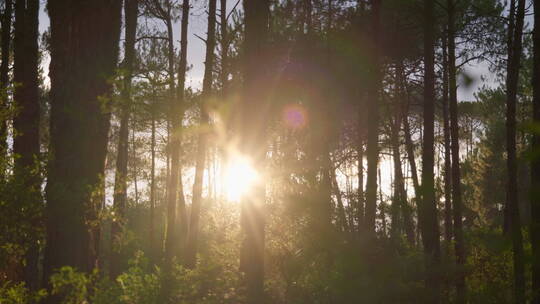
[159,3,183,300]
[420,0,441,301]
[390,88,402,241]
[396,64,415,245]
[111,0,138,278]
[174,0,190,259]
[0,0,12,178]
[330,156,348,233]
[357,137,364,233]
[441,30,453,248]
[220,0,228,95]
[403,114,420,198]
[505,0,526,301]
[531,1,540,302]
[364,0,382,234]
[240,0,270,302]
[390,66,412,244]
[44,0,121,299]
[402,89,422,245]
[150,102,156,265]
[447,0,466,301]
[162,0,180,266]
[13,0,40,290]
[185,0,216,269]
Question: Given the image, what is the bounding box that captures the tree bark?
[504,0,526,301]
[162,6,178,266]
[111,0,138,278]
[330,156,348,233]
[531,1,540,302]
[0,0,12,178]
[185,0,216,269]
[419,0,441,301]
[13,0,40,290]
[447,0,466,301]
[240,0,270,302]
[44,0,121,300]
[441,30,453,248]
[150,101,156,264]
[220,0,228,95]
[357,137,364,233]
[364,0,382,234]
[174,0,190,259]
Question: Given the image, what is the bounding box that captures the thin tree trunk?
[357,137,364,233]
[331,157,348,233]
[163,4,178,266]
[0,0,12,178]
[420,0,441,301]
[150,103,156,265]
[111,0,138,278]
[13,0,40,290]
[364,0,382,234]
[531,1,540,302]
[220,0,228,95]
[404,114,420,197]
[396,64,415,245]
[44,0,121,299]
[390,95,402,241]
[447,0,466,301]
[504,0,526,302]
[379,167,386,236]
[132,126,139,205]
[441,30,453,248]
[185,0,216,269]
[175,0,190,259]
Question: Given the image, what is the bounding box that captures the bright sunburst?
[223,155,259,202]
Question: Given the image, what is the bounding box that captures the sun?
[223,155,259,202]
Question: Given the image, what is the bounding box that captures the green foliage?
[467,228,514,302]
[0,282,46,304]
[49,267,91,304]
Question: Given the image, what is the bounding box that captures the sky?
[36,0,491,101]
[37,0,236,92]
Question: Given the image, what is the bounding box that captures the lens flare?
[224,156,259,202]
[283,104,307,129]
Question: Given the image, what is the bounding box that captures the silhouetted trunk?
[403,97,419,247]
[441,31,453,248]
[44,0,121,300]
[364,0,381,234]
[160,4,181,300]
[378,167,386,236]
[357,137,364,232]
[403,114,420,198]
[447,1,466,301]
[396,64,415,245]
[220,0,228,94]
[531,1,540,302]
[185,0,216,268]
[390,65,412,243]
[240,0,270,302]
[150,103,156,264]
[390,87,402,241]
[504,0,526,301]
[163,13,177,264]
[175,0,190,259]
[420,0,441,301]
[0,0,12,177]
[111,0,138,278]
[13,0,40,290]
[330,156,348,233]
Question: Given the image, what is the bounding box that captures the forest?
[1,0,540,303]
